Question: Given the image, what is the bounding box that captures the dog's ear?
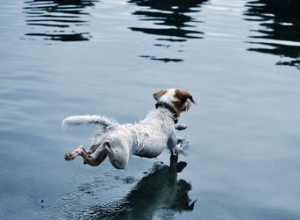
[175,89,196,104]
[186,94,196,104]
[153,90,167,101]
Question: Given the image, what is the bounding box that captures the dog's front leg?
[175,139,183,155]
[175,123,187,131]
[169,137,187,156]
[168,135,179,156]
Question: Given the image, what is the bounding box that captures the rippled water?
[1,0,300,219]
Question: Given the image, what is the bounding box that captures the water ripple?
[129,0,208,62]
[0,192,39,220]
[23,0,99,41]
[36,170,137,219]
[244,0,300,69]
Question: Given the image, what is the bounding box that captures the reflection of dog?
[63,88,195,169]
[88,155,196,220]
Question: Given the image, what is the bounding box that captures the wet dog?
[63,88,195,169]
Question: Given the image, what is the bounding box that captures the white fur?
[62,115,119,129]
[159,88,176,103]
[63,88,194,169]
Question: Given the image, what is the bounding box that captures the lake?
[0,0,300,219]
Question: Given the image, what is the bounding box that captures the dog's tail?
[62,115,119,129]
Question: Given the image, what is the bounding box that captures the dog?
[62,88,195,169]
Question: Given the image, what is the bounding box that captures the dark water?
[1,0,300,219]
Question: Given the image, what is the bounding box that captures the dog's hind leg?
[64,145,89,161]
[64,144,107,166]
[105,142,129,169]
[65,142,128,169]
[83,142,108,166]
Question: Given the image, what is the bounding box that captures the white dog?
[63,88,195,169]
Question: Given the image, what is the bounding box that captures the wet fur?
[63,88,195,169]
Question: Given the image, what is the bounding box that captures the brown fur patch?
[174,89,195,104]
[153,90,167,101]
[172,89,195,116]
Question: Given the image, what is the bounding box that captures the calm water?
[1,0,300,219]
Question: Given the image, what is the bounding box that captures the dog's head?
[153,88,195,117]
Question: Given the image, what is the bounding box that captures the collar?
[155,101,178,124]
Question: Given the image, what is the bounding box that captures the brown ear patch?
[153,90,167,101]
[174,89,195,104]
[171,89,195,116]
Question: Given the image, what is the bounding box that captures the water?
[1,0,300,219]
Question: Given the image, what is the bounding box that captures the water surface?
[1,0,300,219]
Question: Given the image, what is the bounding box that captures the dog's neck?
[155,101,178,124]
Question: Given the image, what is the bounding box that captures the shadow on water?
[23,0,99,41]
[86,155,196,220]
[128,0,208,62]
[244,0,300,69]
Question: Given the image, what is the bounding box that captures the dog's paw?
[175,124,187,130]
[64,152,75,161]
[176,138,190,156]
